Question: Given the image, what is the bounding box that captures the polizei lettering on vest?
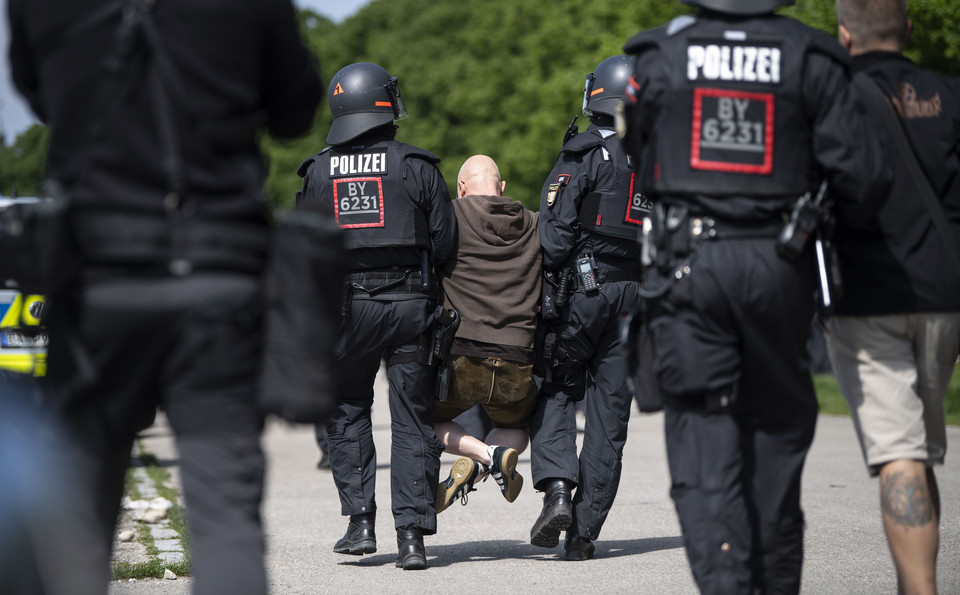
[329,152,388,177]
[687,43,781,84]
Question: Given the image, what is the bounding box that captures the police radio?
[575,252,599,294]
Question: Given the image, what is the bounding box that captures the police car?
[0,196,47,376]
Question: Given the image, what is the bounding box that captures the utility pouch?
[0,198,78,295]
[620,309,663,413]
[534,330,558,379]
[541,271,560,320]
[259,210,346,424]
[651,203,690,273]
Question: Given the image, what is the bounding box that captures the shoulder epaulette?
[397,143,441,164]
[561,128,604,154]
[296,147,332,177]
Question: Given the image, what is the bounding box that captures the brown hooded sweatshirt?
[440,194,541,364]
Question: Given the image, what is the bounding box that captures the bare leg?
[878,459,938,595]
[435,422,528,466]
[485,428,529,456]
[436,421,493,465]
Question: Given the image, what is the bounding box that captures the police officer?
[622,0,889,592]
[297,62,457,570]
[8,0,323,593]
[529,55,648,561]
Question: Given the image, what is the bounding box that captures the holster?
[619,308,663,413]
[259,210,346,424]
[432,308,460,401]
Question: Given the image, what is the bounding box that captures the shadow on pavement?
[333,535,684,568]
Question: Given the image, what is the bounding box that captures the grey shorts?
[434,355,537,430]
[825,313,960,476]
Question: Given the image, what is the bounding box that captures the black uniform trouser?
[649,238,818,595]
[42,269,267,595]
[325,296,443,534]
[530,279,642,541]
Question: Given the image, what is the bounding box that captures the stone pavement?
[111,369,960,594]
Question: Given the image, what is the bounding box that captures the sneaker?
[435,457,482,513]
[489,446,523,502]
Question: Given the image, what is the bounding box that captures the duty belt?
[568,266,643,294]
[598,269,643,283]
[347,269,428,297]
[74,211,268,275]
[686,216,782,241]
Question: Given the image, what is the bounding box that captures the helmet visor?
[386,77,408,121]
[582,72,596,117]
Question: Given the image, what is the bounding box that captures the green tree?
[6,1,960,207]
[0,124,49,197]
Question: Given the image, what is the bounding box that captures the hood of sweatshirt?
[453,194,537,246]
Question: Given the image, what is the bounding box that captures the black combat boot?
[530,478,574,548]
[395,527,426,570]
[564,531,595,561]
[333,512,376,555]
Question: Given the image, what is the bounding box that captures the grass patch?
[814,364,960,426]
[112,559,191,580]
[111,447,192,580]
[143,463,191,554]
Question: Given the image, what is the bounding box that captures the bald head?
[457,155,506,198]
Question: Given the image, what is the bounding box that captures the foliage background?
[3,0,960,210]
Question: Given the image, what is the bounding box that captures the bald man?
[433,155,542,513]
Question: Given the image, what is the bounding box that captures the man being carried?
[434,155,542,512]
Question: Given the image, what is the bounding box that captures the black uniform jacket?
[623,13,890,224]
[8,0,323,220]
[835,51,960,315]
[299,132,457,271]
[539,123,644,271]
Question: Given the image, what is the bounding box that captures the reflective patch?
[0,293,45,328]
[690,88,774,174]
[329,152,388,178]
[625,173,652,224]
[333,177,385,228]
[687,40,781,84]
[0,290,47,376]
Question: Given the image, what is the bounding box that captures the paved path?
[111,371,960,594]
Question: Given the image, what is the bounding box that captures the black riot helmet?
[680,0,795,16]
[583,55,636,119]
[326,62,408,146]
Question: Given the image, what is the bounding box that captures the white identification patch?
[687,42,781,84]
[329,152,388,177]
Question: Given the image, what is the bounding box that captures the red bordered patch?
[690,88,775,174]
[624,173,652,225]
[333,177,385,228]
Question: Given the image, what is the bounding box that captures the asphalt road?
[111,370,960,594]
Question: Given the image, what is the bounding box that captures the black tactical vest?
[626,15,845,198]
[300,141,433,251]
[572,129,652,240]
